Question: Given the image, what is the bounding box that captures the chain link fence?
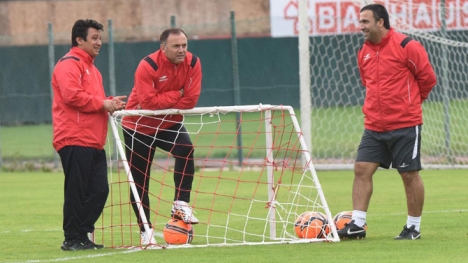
[0,11,302,169]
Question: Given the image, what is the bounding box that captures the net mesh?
[96,105,339,249]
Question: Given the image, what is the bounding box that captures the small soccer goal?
[96,104,339,249]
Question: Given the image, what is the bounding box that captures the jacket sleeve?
[173,57,202,109]
[406,41,437,102]
[357,48,366,87]
[54,60,104,112]
[135,61,181,110]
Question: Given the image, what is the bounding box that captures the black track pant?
[123,123,195,231]
[58,146,109,242]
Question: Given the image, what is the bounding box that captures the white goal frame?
[106,104,340,248]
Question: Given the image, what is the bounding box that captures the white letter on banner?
[463,1,468,27]
[343,5,359,30]
[414,3,431,28]
[318,5,335,30]
[444,2,455,27]
[389,3,407,28]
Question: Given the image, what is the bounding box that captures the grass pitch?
[1,169,467,263]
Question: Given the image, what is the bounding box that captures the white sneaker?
[171,200,199,224]
[140,230,156,245]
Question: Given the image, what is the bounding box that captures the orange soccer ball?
[294,211,329,239]
[163,218,194,245]
[333,211,367,230]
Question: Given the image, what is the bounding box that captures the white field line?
[6,249,142,263]
[1,228,62,234]
[368,208,468,217]
[1,228,165,237]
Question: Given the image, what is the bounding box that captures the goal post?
[108,112,153,237]
[97,104,339,249]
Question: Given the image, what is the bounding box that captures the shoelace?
[401,226,415,235]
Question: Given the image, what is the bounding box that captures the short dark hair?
[159,28,187,44]
[360,4,390,29]
[71,19,104,47]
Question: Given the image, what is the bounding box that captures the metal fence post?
[108,19,118,160]
[48,22,59,169]
[230,10,243,165]
[171,15,176,27]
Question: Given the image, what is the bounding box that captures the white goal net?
[95,105,339,249]
[297,0,468,168]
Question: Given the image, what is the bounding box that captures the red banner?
[270,0,468,37]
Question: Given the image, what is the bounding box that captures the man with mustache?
[122,28,202,246]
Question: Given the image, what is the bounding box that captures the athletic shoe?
[394,225,421,240]
[61,239,104,251]
[171,200,199,224]
[140,230,157,245]
[337,220,366,239]
[81,238,104,249]
[61,240,85,251]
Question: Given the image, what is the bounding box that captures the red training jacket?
[357,28,437,132]
[122,50,202,135]
[52,47,108,151]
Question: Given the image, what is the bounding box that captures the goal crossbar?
[112,104,279,117]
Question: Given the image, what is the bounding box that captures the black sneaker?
[337,220,366,239]
[61,239,104,251]
[394,225,421,240]
[82,238,105,249]
[61,240,85,251]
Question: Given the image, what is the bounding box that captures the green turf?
[1,169,467,263]
[0,124,55,160]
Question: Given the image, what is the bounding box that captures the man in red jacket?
[52,19,126,250]
[122,28,202,246]
[338,4,436,240]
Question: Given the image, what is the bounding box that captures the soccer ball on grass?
[333,211,367,230]
[294,211,330,239]
[163,218,194,244]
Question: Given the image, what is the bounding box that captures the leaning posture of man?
[337,4,437,240]
[52,19,126,251]
[122,28,202,246]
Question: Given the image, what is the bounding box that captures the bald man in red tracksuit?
[122,28,202,246]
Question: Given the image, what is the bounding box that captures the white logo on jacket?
[159,76,168,82]
[364,53,371,61]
